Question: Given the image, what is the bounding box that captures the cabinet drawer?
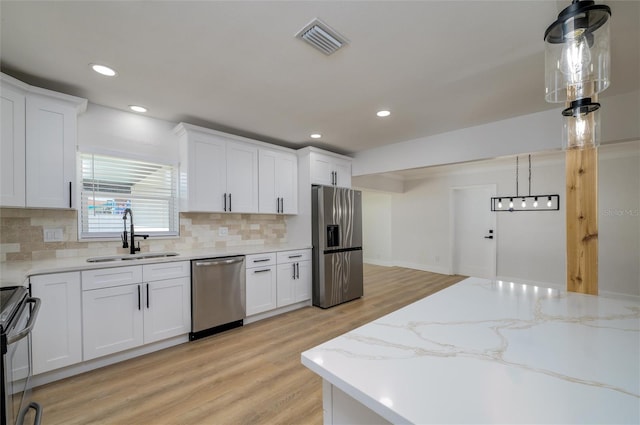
[82,266,142,291]
[277,249,311,264]
[143,261,190,281]
[246,252,276,268]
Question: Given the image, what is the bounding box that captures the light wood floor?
[32,264,466,425]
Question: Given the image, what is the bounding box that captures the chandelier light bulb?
[509,198,514,209]
[533,197,539,208]
[547,196,553,208]
[521,198,527,208]
[498,199,503,209]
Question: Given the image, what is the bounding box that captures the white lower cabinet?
[82,283,144,360]
[245,253,277,316]
[82,262,190,361]
[245,249,312,318]
[276,249,312,308]
[30,271,82,375]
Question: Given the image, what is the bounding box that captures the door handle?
[224,193,227,212]
[484,235,494,239]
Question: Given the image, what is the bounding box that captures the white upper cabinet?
[26,94,79,208]
[259,148,298,214]
[0,73,86,209]
[0,81,26,207]
[309,150,352,188]
[176,123,258,213]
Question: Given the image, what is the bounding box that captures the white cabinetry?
[82,262,190,360]
[276,249,312,307]
[258,149,298,214]
[175,123,258,213]
[0,81,26,207]
[0,73,86,209]
[245,253,277,316]
[30,272,82,375]
[310,151,351,188]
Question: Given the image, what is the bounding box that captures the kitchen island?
[301,277,640,424]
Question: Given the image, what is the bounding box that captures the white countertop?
[301,277,640,424]
[0,243,311,287]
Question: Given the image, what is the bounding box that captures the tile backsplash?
[0,208,287,262]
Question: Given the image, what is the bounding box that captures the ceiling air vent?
[295,18,348,56]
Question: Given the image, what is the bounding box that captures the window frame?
[77,149,180,241]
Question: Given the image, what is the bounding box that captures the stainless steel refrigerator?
[312,185,363,308]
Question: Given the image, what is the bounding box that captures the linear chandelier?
[491,155,560,212]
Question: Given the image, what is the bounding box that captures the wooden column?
[565,147,598,294]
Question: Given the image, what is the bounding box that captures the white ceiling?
[1,1,638,155]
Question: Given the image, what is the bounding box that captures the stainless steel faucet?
[122,208,149,255]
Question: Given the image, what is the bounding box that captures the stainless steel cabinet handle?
[229,193,232,211]
[288,254,302,259]
[69,182,72,208]
[146,283,150,308]
[292,263,296,279]
[6,297,41,345]
[295,262,300,279]
[137,285,141,310]
[253,258,271,263]
[224,193,227,211]
[281,198,284,213]
[254,269,271,273]
[195,257,244,267]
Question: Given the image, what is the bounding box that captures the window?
[79,152,178,239]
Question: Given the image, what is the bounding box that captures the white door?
[25,94,77,208]
[143,277,190,344]
[82,284,143,360]
[226,141,258,213]
[451,185,496,278]
[276,262,296,307]
[294,260,312,302]
[0,84,26,207]
[190,135,226,212]
[31,272,82,374]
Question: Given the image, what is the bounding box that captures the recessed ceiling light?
[90,64,118,77]
[310,133,322,139]
[377,110,391,117]
[129,105,147,113]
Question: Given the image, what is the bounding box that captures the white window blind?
[80,153,178,239]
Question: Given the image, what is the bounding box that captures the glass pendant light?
[544,0,611,150]
[544,0,611,103]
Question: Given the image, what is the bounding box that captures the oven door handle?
[7,297,41,345]
[16,402,43,425]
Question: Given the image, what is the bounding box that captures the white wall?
[353,90,640,177]
[358,141,640,297]
[362,192,392,266]
[78,103,178,163]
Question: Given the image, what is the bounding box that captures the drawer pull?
[253,258,271,263]
[288,255,302,259]
[254,269,271,273]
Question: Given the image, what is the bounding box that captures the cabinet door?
[0,84,26,207]
[143,277,190,344]
[276,262,297,308]
[246,266,277,316]
[25,94,77,208]
[82,284,144,360]
[310,152,334,186]
[189,135,226,212]
[226,141,258,213]
[30,272,82,375]
[277,152,298,214]
[258,149,278,214]
[294,260,312,302]
[334,158,352,188]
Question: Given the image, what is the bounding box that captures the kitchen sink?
[86,252,180,263]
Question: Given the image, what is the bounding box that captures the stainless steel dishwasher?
[190,256,245,340]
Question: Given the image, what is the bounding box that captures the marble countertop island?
[301,277,640,424]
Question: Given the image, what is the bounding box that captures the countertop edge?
[0,244,312,287]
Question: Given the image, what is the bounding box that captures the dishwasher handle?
[194,257,244,267]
